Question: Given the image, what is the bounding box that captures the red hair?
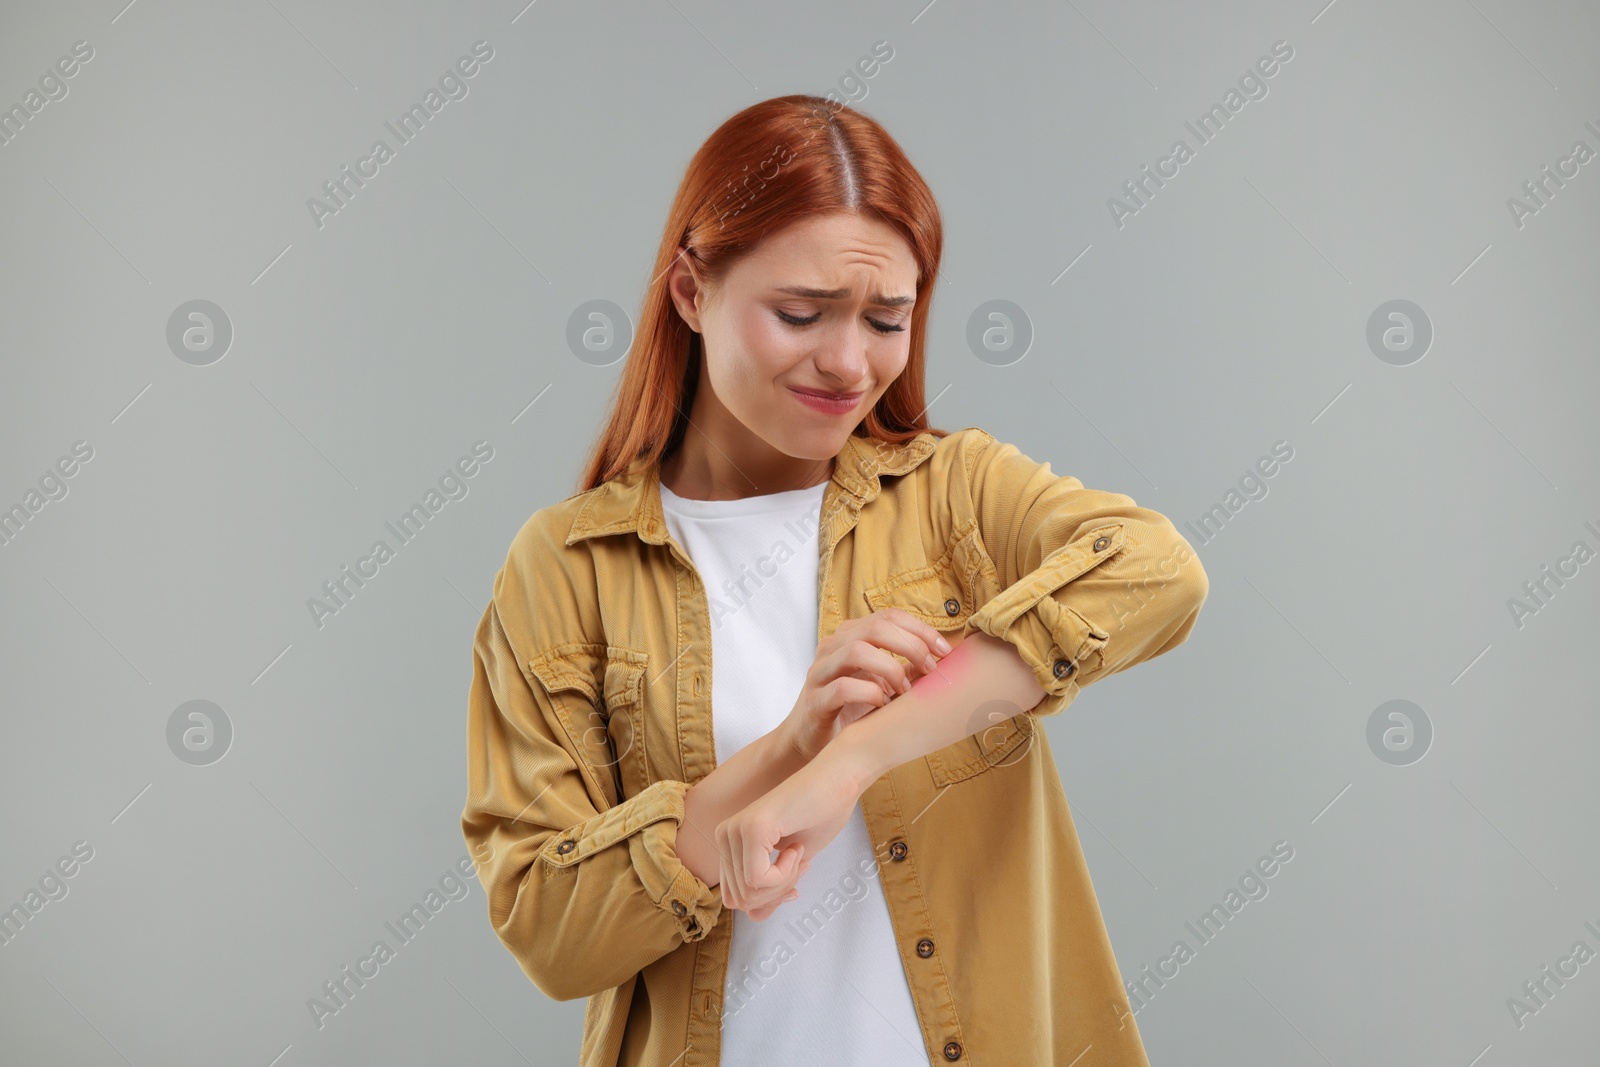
[577,94,949,494]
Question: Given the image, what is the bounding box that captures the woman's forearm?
[676,630,1044,886]
[679,728,808,887]
[826,630,1048,789]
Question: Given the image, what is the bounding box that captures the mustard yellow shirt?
[462,425,1210,1065]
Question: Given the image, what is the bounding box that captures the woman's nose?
[810,322,869,383]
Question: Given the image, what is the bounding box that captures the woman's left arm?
[956,427,1211,717]
[719,428,1215,913]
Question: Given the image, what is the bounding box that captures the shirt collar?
[564,430,940,546]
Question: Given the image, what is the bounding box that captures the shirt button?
[1093,535,1110,551]
[671,899,687,917]
[943,598,960,616]
[889,840,908,861]
[916,938,935,958]
[1052,658,1075,679]
[942,1040,963,1060]
[555,838,577,855]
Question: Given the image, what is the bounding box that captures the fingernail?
[936,635,952,654]
[925,654,939,673]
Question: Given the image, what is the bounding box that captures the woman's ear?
[666,249,705,334]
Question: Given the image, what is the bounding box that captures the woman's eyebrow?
[775,285,914,308]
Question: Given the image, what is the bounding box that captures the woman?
[462,95,1209,1066]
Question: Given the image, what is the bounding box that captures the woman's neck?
[659,443,835,501]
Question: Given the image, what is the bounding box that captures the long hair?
[577,94,949,494]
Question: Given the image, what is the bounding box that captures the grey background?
[2,0,1597,1064]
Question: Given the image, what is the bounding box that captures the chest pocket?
[526,643,652,809]
[862,517,996,628]
[862,520,1034,787]
[597,647,650,802]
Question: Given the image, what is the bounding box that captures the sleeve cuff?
[959,520,1124,713]
[536,777,724,943]
[961,591,1112,715]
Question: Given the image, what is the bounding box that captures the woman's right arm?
[463,555,942,1000]
[462,597,733,1002]
[678,727,809,888]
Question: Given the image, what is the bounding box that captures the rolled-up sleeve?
[461,598,723,1002]
[956,429,1209,717]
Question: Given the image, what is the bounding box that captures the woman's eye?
[775,310,905,334]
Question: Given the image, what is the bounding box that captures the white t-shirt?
[659,480,929,1065]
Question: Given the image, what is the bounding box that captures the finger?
[814,628,902,692]
[737,830,781,909]
[866,610,953,677]
[720,822,749,911]
[776,843,804,884]
[749,839,798,895]
[846,644,918,695]
[746,843,801,914]
[832,641,919,696]
[826,676,895,715]
[749,849,804,917]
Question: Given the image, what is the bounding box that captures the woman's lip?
[790,387,864,401]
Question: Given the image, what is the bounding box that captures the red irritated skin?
[836,627,1046,786]
[712,628,1049,913]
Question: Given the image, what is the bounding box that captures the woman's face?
[669,211,919,466]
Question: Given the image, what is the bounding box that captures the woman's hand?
[715,747,870,920]
[777,608,953,765]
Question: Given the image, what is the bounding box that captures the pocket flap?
[600,646,647,713]
[929,708,1036,787]
[865,568,974,629]
[525,642,606,704]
